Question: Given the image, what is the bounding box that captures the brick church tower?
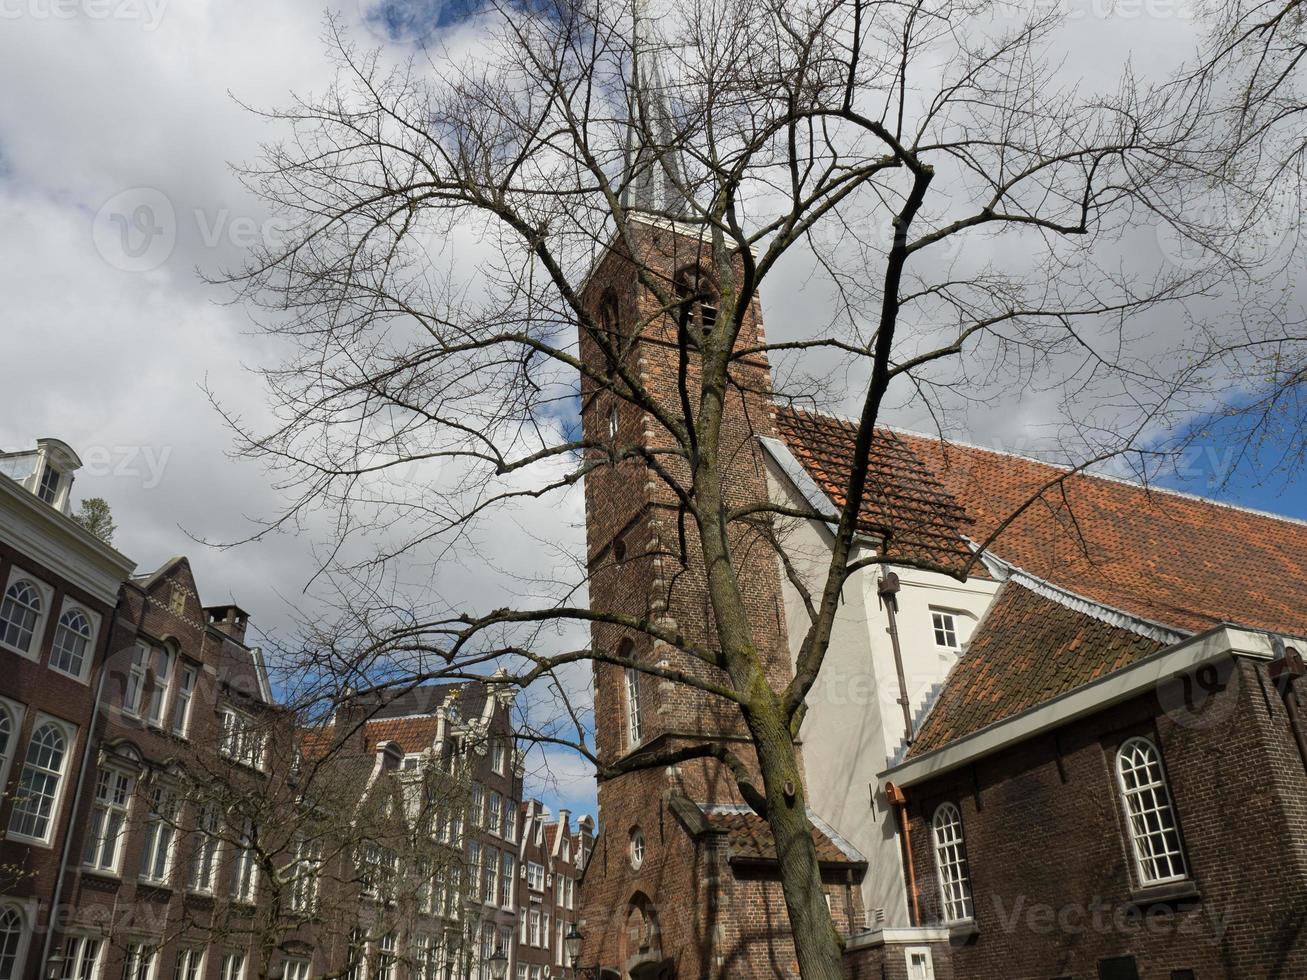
[572,22,865,979]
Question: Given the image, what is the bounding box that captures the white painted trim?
[0,566,53,662]
[0,475,135,605]
[971,546,1186,644]
[881,626,1292,789]
[757,436,839,532]
[0,896,38,980]
[0,695,26,801]
[844,925,950,950]
[5,711,81,848]
[48,597,101,684]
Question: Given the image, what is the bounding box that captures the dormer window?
[37,466,61,505]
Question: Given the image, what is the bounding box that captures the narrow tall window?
[931,611,959,651]
[8,721,70,841]
[377,933,397,980]
[145,646,174,727]
[188,804,220,893]
[170,664,196,737]
[491,740,506,775]
[58,936,101,980]
[482,846,498,905]
[138,784,179,884]
[674,267,719,335]
[345,929,365,980]
[488,793,502,837]
[282,959,310,980]
[124,644,149,716]
[1116,736,1188,886]
[218,953,245,980]
[0,580,43,654]
[0,905,26,980]
[50,609,93,678]
[289,838,322,913]
[36,466,60,505]
[624,667,643,747]
[500,853,514,908]
[174,948,203,980]
[230,817,259,903]
[931,803,974,923]
[122,943,155,980]
[83,767,134,872]
[0,704,14,785]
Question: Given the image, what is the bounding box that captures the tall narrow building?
[573,21,867,978]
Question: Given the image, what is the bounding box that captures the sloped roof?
[371,683,488,721]
[907,583,1166,757]
[695,804,865,868]
[773,408,975,572]
[777,406,1307,638]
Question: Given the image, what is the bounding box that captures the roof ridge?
[779,404,1307,534]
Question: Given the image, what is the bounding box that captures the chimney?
[205,604,250,643]
[333,688,380,753]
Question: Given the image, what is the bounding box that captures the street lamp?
[488,946,508,980]
[45,952,64,980]
[564,924,583,974]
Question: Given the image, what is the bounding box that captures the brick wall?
[902,656,1307,978]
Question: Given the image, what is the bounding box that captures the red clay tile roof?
[777,406,1307,638]
[907,583,1166,757]
[894,429,1307,637]
[701,807,864,867]
[774,408,976,573]
[301,715,442,759]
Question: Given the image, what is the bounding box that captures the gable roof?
[777,406,1307,638]
[773,408,975,572]
[671,798,866,869]
[907,583,1166,758]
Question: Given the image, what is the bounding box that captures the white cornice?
[880,625,1297,789]
[0,476,135,605]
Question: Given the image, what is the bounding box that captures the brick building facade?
[513,801,591,980]
[0,443,585,980]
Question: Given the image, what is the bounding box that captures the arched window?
[931,803,973,923]
[0,904,25,980]
[673,266,719,334]
[8,721,69,841]
[629,828,645,870]
[599,290,620,336]
[0,580,43,654]
[619,639,642,748]
[1116,736,1188,886]
[51,608,92,677]
[0,704,12,771]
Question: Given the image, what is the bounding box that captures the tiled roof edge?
[783,404,1307,533]
[971,545,1188,645]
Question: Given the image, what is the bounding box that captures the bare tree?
[214,0,1255,974]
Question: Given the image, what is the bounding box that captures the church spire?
[620,0,690,217]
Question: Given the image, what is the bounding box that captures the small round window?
[629,829,645,870]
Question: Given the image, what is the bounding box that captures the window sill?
[4,831,54,849]
[1128,880,1200,908]
[48,666,90,685]
[81,867,121,881]
[0,641,39,662]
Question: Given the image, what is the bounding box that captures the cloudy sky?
[1,0,1302,817]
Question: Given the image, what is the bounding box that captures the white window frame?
[49,600,99,683]
[500,852,515,910]
[504,802,517,843]
[123,644,150,717]
[174,948,204,980]
[1116,736,1190,887]
[230,816,260,904]
[0,697,26,809]
[219,708,265,771]
[0,569,52,662]
[629,829,645,870]
[138,781,180,886]
[218,952,245,980]
[122,942,158,980]
[144,645,175,729]
[527,861,545,892]
[624,668,643,747]
[0,898,35,980]
[930,609,960,651]
[491,740,506,775]
[289,837,322,913]
[931,802,974,924]
[904,946,936,979]
[487,793,502,838]
[57,933,103,980]
[170,662,197,738]
[7,713,78,847]
[376,933,397,980]
[188,803,221,894]
[82,765,136,875]
[282,957,311,980]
